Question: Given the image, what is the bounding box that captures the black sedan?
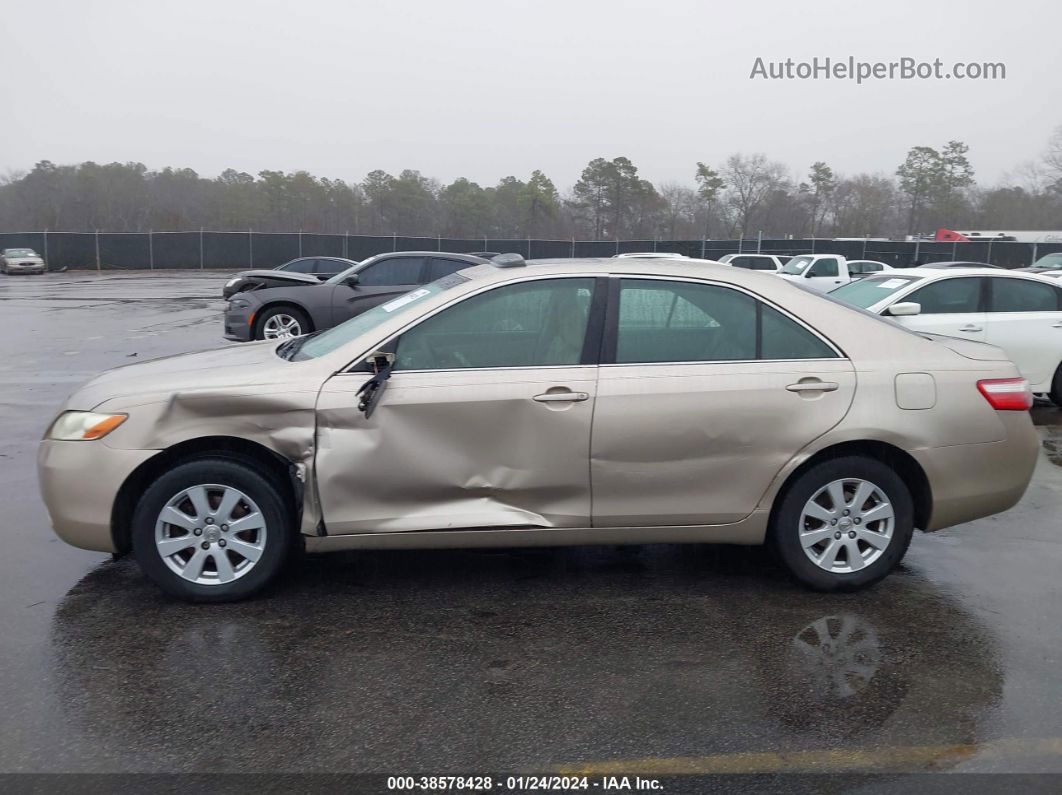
[222,256,359,299]
[224,251,490,341]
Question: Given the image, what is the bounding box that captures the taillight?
[977,378,1032,411]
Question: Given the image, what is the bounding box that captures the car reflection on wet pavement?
[1,273,1061,774]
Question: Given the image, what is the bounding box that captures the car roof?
[372,251,490,260]
[457,257,738,284]
[917,261,998,268]
[865,267,1053,280]
[286,256,359,264]
[613,252,687,258]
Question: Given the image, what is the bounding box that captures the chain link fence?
[1,231,1059,271]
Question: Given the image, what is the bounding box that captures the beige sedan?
[38,258,1039,601]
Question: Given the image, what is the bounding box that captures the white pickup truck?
[777,254,892,292]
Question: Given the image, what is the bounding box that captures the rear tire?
[1049,364,1062,407]
[770,456,914,592]
[132,458,294,602]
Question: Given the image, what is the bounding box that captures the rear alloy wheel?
[771,456,914,591]
[132,458,293,602]
[256,306,309,341]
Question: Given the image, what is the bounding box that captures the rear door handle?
[958,325,983,333]
[1053,322,1062,328]
[786,381,839,393]
[533,391,589,403]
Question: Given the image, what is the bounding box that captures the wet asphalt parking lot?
[1,271,1061,781]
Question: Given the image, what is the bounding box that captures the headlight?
[226,278,240,287]
[46,411,128,441]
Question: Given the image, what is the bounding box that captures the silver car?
[38,257,1039,601]
[1,247,46,274]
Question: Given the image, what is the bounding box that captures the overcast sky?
[1,0,1058,190]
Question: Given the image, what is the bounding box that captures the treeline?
[2,126,1060,239]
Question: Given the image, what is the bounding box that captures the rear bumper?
[913,411,1040,531]
[38,440,159,552]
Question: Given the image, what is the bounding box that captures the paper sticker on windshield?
[381,288,431,312]
[877,278,908,289]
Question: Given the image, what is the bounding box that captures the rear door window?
[614,279,837,363]
[988,277,1060,312]
[281,258,316,274]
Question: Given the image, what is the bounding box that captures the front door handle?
[958,325,983,333]
[533,391,589,403]
[1052,322,1062,328]
[786,381,839,393]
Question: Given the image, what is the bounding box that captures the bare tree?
[721,154,790,237]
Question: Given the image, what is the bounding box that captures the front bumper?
[913,411,1040,531]
[38,440,159,552]
[223,303,255,341]
[5,261,45,273]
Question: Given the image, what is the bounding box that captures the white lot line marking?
[555,737,1062,774]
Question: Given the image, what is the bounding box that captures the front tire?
[770,456,914,592]
[255,306,310,341]
[132,458,294,602]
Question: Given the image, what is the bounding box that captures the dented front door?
[314,367,597,534]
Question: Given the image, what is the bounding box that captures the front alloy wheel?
[261,313,302,340]
[155,484,267,585]
[132,458,293,602]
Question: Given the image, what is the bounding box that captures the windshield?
[830,274,921,309]
[291,273,470,361]
[1032,253,1062,269]
[4,249,37,257]
[782,255,813,275]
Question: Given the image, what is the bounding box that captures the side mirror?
[356,351,395,418]
[365,350,395,372]
[887,302,921,317]
[344,273,360,287]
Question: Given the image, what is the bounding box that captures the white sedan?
[830,267,1062,404]
[717,253,786,272]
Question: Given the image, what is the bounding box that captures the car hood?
[66,341,301,409]
[231,270,320,285]
[5,257,44,264]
